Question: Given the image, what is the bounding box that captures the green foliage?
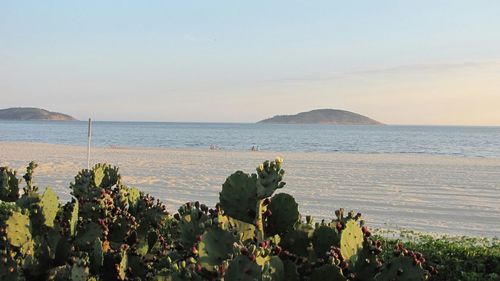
[375,230,499,281]
[0,160,437,281]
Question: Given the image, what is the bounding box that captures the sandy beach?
[1,141,499,237]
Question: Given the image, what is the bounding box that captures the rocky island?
[258,109,382,125]
[0,107,76,121]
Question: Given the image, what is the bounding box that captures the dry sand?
[1,142,499,237]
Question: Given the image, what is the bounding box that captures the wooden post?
[87,118,92,169]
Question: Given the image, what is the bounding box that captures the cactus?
[256,158,286,199]
[219,171,259,224]
[0,167,20,202]
[312,225,339,259]
[0,160,434,281]
[340,219,364,261]
[225,255,262,281]
[310,265,347,281]
[262,256,284,281]
[375,255,428,281]
[265,193,299,236]
[198,228,236,271]
[6,211,32,248]
[40,187,59,227]
[280,227,312,257]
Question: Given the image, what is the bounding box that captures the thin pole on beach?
[87,118,92,169]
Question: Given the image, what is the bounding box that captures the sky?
[1,1,500,125]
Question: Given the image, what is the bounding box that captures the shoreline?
[1,140,499,161]
[1,141,499,238]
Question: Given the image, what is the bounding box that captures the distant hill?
[0,107,76,121]
[258,109,382,125]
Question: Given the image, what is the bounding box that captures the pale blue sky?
[1,1,500,124]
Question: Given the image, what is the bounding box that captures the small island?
[258,109,382,125]
[0,107,76,121]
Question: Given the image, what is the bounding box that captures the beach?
[1,141,499,237]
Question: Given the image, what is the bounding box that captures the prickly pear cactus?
[176,202,211,249]
[262,256,284,281]
[310,264,347,281]
[265,193,299,236]
[226,255,262,281]
[0,167,20,202]
[375,255,429,281]
[93,163,120,189]
[340,219,364,261]
[199,228,236,271]
[312,225,339,258]
[39,187,59,227]
[219,171,259,224]
[280,227,312,257]
[6,211,32,247]
[256,158,286,199]
[71,257,90,281]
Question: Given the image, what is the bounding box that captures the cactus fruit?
[198,228,236,271]
[0,167,20,202]
[310,265,347,281]
[340,219,364,261]
[265,193,299,236]
[219,171,259,224]
[40,187,59,227]
[6,211,32,248]
[226,255,262,281]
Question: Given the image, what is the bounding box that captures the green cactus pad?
[340,219,364,261]
[226,255,263,281]
[69,201,79,237]
[75,222,103,248]
[375,256,429,281]
[178,206,210,249]
[265,193,299,236]
[280,228,312,257]
[220,171,259,224]
[256,159,286,199]
[40,187,59,227]
[93,164,120,189]
[310,265,347,281]
[6,211,32,248]
[349,241,381,281]
[199,228,236,271]
[262,256,284,281]
[313,225,339,258]
[128,187,141,208]
[0,167,20,202]
[91,238,104,274]
[221,215,256,244]
[71,258,90,281]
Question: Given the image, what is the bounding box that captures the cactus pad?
[199,228,236,270]
[310,265,346,281]
[340,219,364,261]
[256,159,286,199]
[312,225,339,258]
[220,171,259,224]
[265,193,299,236]
[40,187,59,227]
[0,167,20,202]
[226,255,262,281]
[6,211,32,248]
[375,255,428,281]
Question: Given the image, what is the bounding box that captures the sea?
[1,120,500,157]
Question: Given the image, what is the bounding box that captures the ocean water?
[1,120,500,158]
